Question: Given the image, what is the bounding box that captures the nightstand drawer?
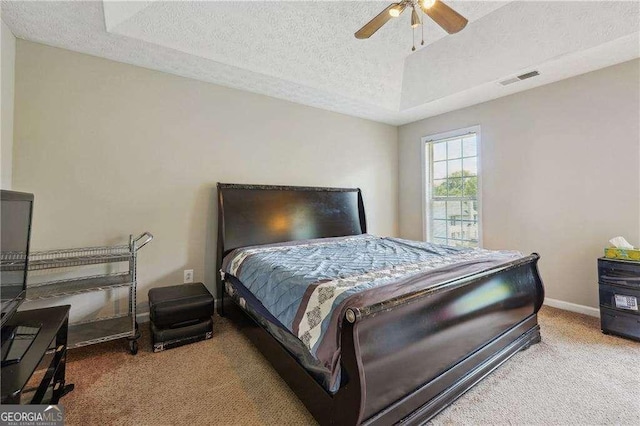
[598,258,640,289]
[599,284,639,313]
[600,307,640,341]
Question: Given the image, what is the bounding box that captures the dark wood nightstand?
[598,258,640,341]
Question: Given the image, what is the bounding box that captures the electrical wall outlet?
[184,269,194,283]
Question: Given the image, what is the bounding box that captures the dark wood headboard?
[215,183,367,306]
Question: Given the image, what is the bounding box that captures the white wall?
[12,41,398,318]
[0,18,15,189]
[399,59,640,310]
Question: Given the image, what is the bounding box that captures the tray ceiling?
[2,1,639,125]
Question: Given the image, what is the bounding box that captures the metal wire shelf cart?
[4,232,153,355]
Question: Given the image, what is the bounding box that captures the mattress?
[221,234,522,392]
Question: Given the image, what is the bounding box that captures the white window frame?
[421,125,483,247]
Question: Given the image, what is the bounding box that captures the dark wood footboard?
[337,254,544,424]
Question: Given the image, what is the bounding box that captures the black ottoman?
[148,282,214,352]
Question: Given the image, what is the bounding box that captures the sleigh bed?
[216,183,544,425]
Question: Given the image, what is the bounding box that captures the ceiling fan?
[355,0,468,49]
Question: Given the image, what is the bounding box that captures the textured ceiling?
[1,1,639,125]
[106,1,509,110]
[402,1,640,109]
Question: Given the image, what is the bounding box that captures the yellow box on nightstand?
[604,247,640,262]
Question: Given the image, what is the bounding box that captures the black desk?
[1,306,74,404]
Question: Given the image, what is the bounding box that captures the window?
[423,127,480,248]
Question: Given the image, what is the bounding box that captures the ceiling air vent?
[498,70,540,86]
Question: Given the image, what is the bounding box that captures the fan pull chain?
[412,27,416,51]
[421,15,425,46]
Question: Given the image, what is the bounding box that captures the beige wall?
[13,39,639,318]
[399,59,640,310]
[13,41,398,316]
[1,18,15,189]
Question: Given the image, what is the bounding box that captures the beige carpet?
[63,307,639,425]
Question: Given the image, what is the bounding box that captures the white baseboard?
[544,297,600,318]
[136,311,150,323]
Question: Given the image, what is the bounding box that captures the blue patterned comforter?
[221,234,521,391]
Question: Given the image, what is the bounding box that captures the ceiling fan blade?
[421,0,468,34]
[355,3,406,39]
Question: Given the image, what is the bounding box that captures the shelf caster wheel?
[129,339,138,355]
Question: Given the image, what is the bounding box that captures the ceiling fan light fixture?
[389,4,403,17]
[421,0,437,9]
[355,0,467,43]
[411,7,421,28]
